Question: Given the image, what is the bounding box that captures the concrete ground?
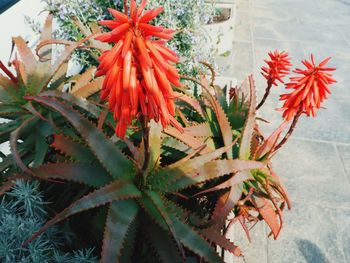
[223,0,350,262]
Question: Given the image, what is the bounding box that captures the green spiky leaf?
[25,180,141,246]
[145,220,183,263]
[32,163,111,187]
[28,96,134,179]
[51,134,96,163]
[167,159,266,192]
[239,75,257,160]
[101,200,139,263]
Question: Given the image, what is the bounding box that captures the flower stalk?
[273,109,302,154]
[124,1,128,14]
[141,116,150,176]
[256,80,272,110]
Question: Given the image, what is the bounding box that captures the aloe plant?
[0,29,291,260]
[0,14,109,189]
[0,68,292,262]
[0,7,295,263]
[0,15,68,185]
[169,69,291,241]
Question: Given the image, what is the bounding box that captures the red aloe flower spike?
[257,50,292,110]
[261,50,292,86]
[96,0,182,138]
[271,55,336,153]
[279,54,336,121]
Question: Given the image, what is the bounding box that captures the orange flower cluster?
[280,55,336,121]
[96,0,182,138]
[261,50,292,86]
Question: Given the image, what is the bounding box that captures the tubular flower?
[96,0,182,138]
[261,50,292,86]
[279,55,336,121]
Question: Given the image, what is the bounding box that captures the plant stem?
[256,81,272,110]
[0,60,17,83]
[273,110,302,153]
[124,0,128,15]
[141,116,150,177]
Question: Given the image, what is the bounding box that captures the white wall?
[0,0,45,62]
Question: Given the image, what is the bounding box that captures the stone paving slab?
[231,203,350,263]
[231,41,254,81]
[267,203,350,263]
[273,139,350,209]
[337,145,350,183]
[226,223,268,263]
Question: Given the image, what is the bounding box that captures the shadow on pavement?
[296,239,331,263]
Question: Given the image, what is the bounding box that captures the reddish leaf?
[40,14,53,43]
[164,126,211,154]
[10,116,39,176]
[0,175,28,196]
[196,170,254,196]
[255,122,289,159]
[72,77,104,98]
[201,227,241,257]
[39,90,101,118]
[213,184,243,221]
[183,122,213,137]
[270,168,292,209]
[12,37,37,75]
[252,196,280,239]
[148,120,162,173]
[72,16,109,52]
[70,67,96,91]
[27,96,134,179]
[239,75,257,160]
[173,91,205,118]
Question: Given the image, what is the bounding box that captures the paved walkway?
[225,1,350,262]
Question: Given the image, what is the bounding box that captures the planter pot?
[202,1,236,57]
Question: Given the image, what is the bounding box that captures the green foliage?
[0,15,72,177]
[0,180,97,263]
[0,10,293,263]
[34,0,215,76]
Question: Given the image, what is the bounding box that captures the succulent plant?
[0,14,110,189]
[0,66,291,262]
[1,1,335,261]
